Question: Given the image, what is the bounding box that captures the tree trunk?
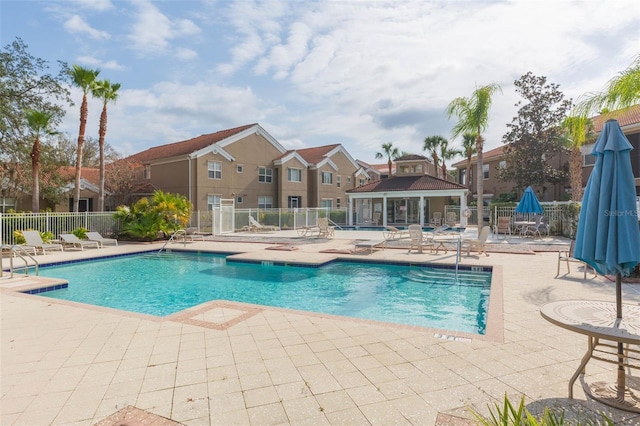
[73,95,88,212]
[476,134,484,237]
[465,153,472,205]
[570,146,583,202]
[98,104,107,211]
[30,136,40,212]
[441,163,447,180]
[432,154,439,178]
[387,159,392,178]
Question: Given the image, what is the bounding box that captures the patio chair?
[59,234,100,250]
[407,224,434,254]
[461,226,490,256]
[445,211,458,226]
[317,217,334,238]
[431,212,442,226]
[493,216,512,240]
[21,230,64,255]
[382,226,410,240]
[523,215,548,238]
[86,231,118,247]
[556,240,595,279]
[248,216,280,232]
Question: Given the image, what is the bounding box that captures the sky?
[1,0,639,167]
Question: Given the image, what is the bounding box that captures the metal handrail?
[326,217,343,230]
[157,229,186,254]
[1,245,39,278]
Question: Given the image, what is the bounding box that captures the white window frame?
[321,171,333,185]
[359,178,365,186]
[258,196,273,209]
[288,168,302,182]
[236,196,243,204]
[207,194,221,210]
[0,197,16,213]
[336,198,341,208]
[208,161,222,179]
[259,167,273,183]
[337,176,341,188]
[237,164,244,173]
[483,164,490,180]
[321,199,333,208]
[143,165,151,179]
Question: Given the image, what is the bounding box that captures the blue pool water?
[36,252,491,334]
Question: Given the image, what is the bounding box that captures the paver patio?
[1,228,639,425]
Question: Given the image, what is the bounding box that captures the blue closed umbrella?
[515,186,543,214]
[573,119,640,405]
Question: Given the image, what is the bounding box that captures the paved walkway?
[1,229,639,425]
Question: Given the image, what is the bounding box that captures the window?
[460,169,466,185]
[336,198,341,208]
[359,178,366,186]
[208,161,222,179]
[143,165,151,179]
[288,168,302,182]
[321,171,333,184]
[321,199,333,208]
[337,176,341,188]
[258,196,273,209]
[236,196,243,204]
[0,197,16,213]
[237,164,243,173]
[207,194,221,210]
[499,160,506,169]
[583,154,596,166]
[483,164,490,179]
[347,176,351,183]
[259,167,272,183]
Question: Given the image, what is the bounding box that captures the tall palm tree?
[461,132,477,202]
[25,109,56,212]
[446,83,501,232]
[375,142,399,178]
[561,115,594,201]
[576,54,640,116]
[439,143,462,181]
[68,64,100,212]
[92,79,121,211]
[423,135,447,178]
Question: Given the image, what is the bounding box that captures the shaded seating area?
[86,232,118,247]
[461,226,490,256]
[59,234,100,250]
[248,216,280,232]
[21,230,64,255]
[556,240,595,279]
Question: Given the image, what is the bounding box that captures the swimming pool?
[36,252,492,334]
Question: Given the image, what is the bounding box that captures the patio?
[1,228,639,425]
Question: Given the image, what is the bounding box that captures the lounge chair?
[21,230,64,255]
[445,211,458,226]
[493,216,512,240]
[431,212,442,226]
[407,224,434,254]
[557,240,595,279]
[86,232,118,247]
[382,226,410,240]
[59,234,100,250]
[248,216,280,232]
[317,217,334,238]
[461,226,490,256]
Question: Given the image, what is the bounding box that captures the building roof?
[395,154,428,162]
[347,174,465,193]
[295,144,341,164]
[451,145,507,168]
[591,104,640,132]
[128,123,258,162]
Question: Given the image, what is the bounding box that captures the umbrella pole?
[616,272,625,397]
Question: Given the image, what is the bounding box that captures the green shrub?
[72,227,88,239]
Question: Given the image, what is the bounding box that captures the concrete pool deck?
[1,228,639,425]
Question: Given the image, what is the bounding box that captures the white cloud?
[63,15,110,40]
[175,48,198,61]
[76,55,125,71]
[69,0,114,11]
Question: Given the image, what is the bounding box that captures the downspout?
[188,156,192,205]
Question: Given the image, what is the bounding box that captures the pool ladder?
[1,245,39,278]
[157,229,187,254]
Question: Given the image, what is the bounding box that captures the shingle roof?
[347,174,465,193]
[128,123,257,162]
[451,145,507,168]
[591,104,640,132]
[395,154,428,161]
[295,144,341,165]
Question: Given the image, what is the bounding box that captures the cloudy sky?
[2,0,639,165]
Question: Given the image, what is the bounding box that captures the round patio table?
[540,300,640,412]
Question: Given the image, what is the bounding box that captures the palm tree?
[446,83,502,230]
[576,54,640,116]
[561,115,594,201]
[439,143,462,181]
[423,136,447,178]
[25,109,56,212]
[68,64,100,212]
[92,79,121,211]
[461,132,477,202]
[375,142,399,178]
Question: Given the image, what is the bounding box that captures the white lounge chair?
[383,226,410,240]
[461,226,491,256]
[317,217,334,238]
[248,216,280,232]
[21,230,64,255]
[59,234,100,250]
[86,232,118,247]
[407,224,434,254]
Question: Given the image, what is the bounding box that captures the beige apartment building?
[126,123,367,211]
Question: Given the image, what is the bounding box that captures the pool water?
[37,252,492,334]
